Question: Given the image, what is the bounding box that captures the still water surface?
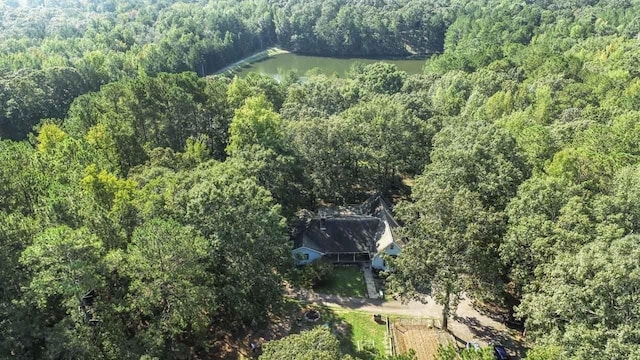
[235,53,426,79]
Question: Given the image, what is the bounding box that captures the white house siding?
[375,220,395,253]
[292,247,323,265]
[371,242,402,270]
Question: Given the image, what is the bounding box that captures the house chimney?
[320,217,327,231]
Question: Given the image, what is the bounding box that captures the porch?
[323,252,371,263]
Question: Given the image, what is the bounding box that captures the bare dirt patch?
[391,319,451,360]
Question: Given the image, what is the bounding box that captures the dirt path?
[295,291,526,358]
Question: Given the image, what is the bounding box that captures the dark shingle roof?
[293,217,384,254]
[292,193,403,254]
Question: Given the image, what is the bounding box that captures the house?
[291,193,403,270]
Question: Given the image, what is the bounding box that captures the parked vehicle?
[493,344,509,360]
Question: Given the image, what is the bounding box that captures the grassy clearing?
[276,300,388,358]
[259,300,447,359]
[316,266,366,298]
[310,305,388,359]
[334,309,388,356]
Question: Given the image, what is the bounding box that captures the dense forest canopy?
[0,0,450,140]
[2,0,640,359]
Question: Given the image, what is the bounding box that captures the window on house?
[301,253,309,260]
[389,244,394,250]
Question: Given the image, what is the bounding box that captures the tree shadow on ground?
[226,299,387,360]
[219,298,304,359]
[295,289,386,310]
[385,174,413,201]
[453,315,526,359]
[316,305,387,360]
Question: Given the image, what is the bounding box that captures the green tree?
[121,218,213,356]
[389,120,528,328]
[524,345,564,360]
[593,165,640,239]
[340,95,435,189]
[286,116,362,202]
[227,73,286,110]
[260,327,342,360]
[180,161,289,325]
[228,145,309,216]
[353,63,407,95]
[19,226,110,359]
[546,146,617,192]
[282,74,358,118]
[500,174,596,293]
[301,258,334,288]
[65,73,231,172]
[0,212,42,358]
[428,71,472,116]
[390,186,497,330]
[0,140,42,215]
[226,95,284,155]
[20,226,104,312]
[436,344,494,360]
[518,236,640,360]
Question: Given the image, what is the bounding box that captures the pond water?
[233,52,427,80]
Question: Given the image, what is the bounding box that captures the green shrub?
[301,259,334,288]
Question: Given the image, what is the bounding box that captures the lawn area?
[238,299,447,360]
[316,266,366,298]
[306,306,388,359]
[275,300,388,359]
[334,309,387,356]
